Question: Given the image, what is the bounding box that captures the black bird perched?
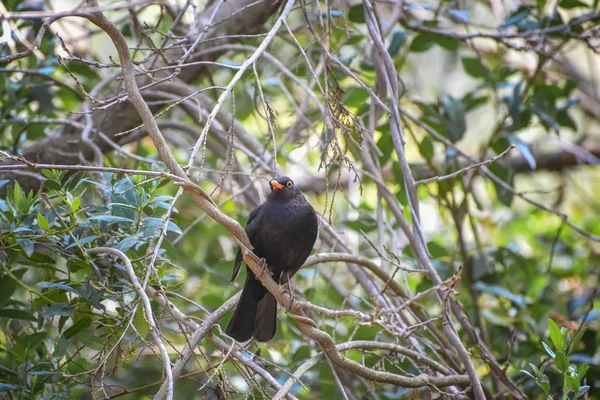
[225,176,318,342]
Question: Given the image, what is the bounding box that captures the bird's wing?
[230,205,262,282]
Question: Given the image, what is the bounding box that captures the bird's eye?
[286,180,293,188]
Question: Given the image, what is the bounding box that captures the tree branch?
[80,1,472,394]
[0,0,283,194]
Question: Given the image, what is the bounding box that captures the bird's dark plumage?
[225,176,318,342]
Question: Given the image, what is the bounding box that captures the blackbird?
[225,176,318,342]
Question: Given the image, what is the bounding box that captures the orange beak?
[270,180,284,190]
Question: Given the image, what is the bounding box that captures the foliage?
[0,171,184,397]
[521,319,590,400]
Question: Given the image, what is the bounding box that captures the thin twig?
[416,146,515,186]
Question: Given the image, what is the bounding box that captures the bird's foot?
[283,292,296,312]
[281,281,295,312]
[255,258,268,279]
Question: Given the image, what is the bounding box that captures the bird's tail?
[226,271,278,342]
[226,273,260,342]
[254,292,277,341]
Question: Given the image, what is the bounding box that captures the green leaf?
[65,235,98,249]
[529,362,541,378]
[43,179,62,191]
[567,327,586,355]
[64,317,92,340]
[508,135,536,170]
[292,345,311,362]
[65,170,86,191]
[432,35,459,51]
[499,10,529,29]
[419,136,434,161]
[0,384,19,392]
[59,315,69,332]
[140,217,182,237]
[554,351,569,372]
[353,325,380,340]
[387,28,406,56]
[0,268,27,307]
[409,33,435,52]
[548,318,564,352]
[77,332,105,351]
[565,375,579,392]
[345,86,370,108]
[29,371,55,377]
[348,5,365,23]
[428,242,447,258]
[506,81,525,128]
[37,214,48,230]
[116,236,140,252]
[462,93,488,112]
[156,179,170,189]
[22,331,47,347]
[343,218,377,233]
[560,0,588,8]
[12,181,26,214]
[538,380,551,394]
[0,308,37,321]
[167,221,182,235]
[134,308,150,339]
[36,281,75,293]
[491,137,511,155]
[488,162,514,207]
[519,369,535,379]
[89,215,134,223]
[563,79,579,96]
[0,364,16,377]
[462,57,489,79]
[441,94,466,142]
[533,107,560,132]
[16,238,34,257]
[107,202,138,211]
[71,197,81,213]
[67,258,92,275]
[160,273,183,282]
[576,363,589,379]
[376,125,393,161]
[575,385,590,398]
[447,9,469,22]
[112,178,141,212]
[42,303,75,318]
[557,110,577,130]
[345,34,363,46]
[541,341,555,358]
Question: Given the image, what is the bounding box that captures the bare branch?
[88,247,174,400]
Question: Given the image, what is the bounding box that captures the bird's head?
[268,176,302,201]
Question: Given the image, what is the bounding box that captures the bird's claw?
[283,292,295,312]
[255,257,268,279]
[281,283,295,312]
